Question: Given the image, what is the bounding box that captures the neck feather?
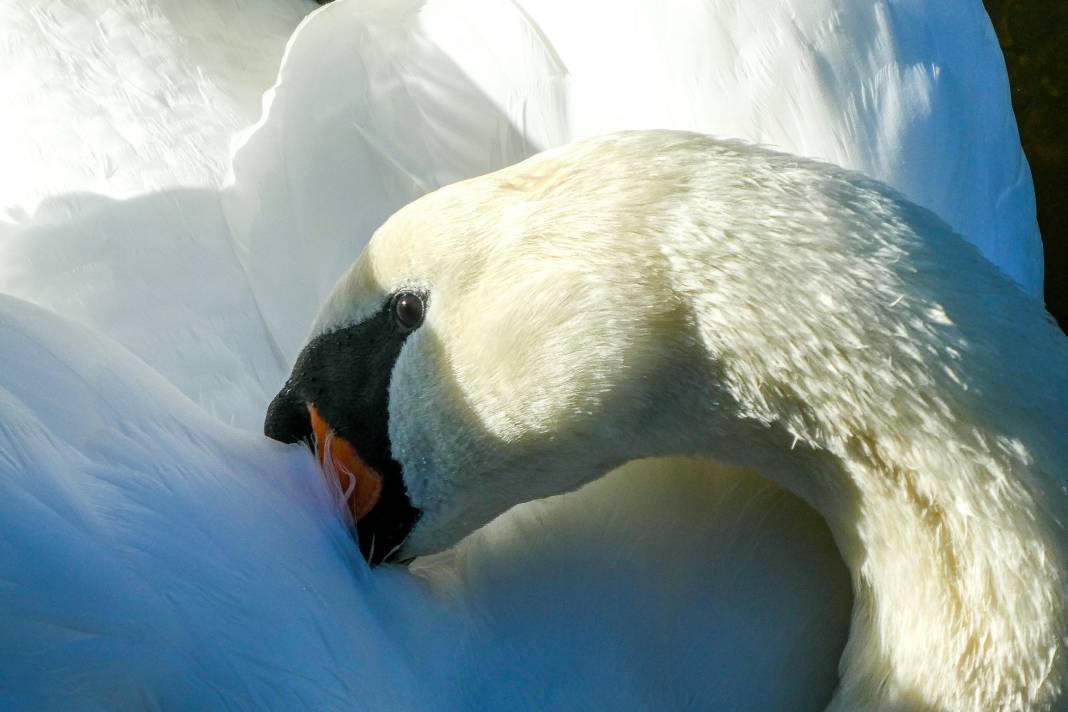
[823,438,1065,710]
[646,168,1068,709]
[668,380,1068,711]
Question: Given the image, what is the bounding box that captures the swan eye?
[391,291,425,332]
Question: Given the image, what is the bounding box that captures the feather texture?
[0,1,1049,709]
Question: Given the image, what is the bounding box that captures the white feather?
[0,0,1050,709]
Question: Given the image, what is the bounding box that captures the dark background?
[984,0,1066,329]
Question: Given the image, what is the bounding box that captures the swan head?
[265,132,731,563]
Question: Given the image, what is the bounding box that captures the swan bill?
[264,297,422,565]
[309,404,383,522]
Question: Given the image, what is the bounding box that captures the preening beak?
[265,389,419,565]
[263,305,422,565]
[308,404,383,521]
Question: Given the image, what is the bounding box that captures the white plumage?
[0,1,1053,709]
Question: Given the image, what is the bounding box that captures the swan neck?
[684,420,1068,711]
[650,211,1068,709]
[821,450,1065,711]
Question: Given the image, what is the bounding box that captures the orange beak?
[308,404,383,522]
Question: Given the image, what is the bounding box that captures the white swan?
[273,130,1068,710]
[0,0,1052,708]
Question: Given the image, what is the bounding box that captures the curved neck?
[814,445,1063,711]
[672,389,1068,711]
[643,201,1068,709]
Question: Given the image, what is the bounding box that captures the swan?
[0,0,1054,708]
[267,130,1068,710]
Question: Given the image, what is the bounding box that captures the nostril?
[264,386,312,445]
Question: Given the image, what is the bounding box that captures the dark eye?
[391,291,425,332]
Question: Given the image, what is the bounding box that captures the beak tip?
[264,387,313,445]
